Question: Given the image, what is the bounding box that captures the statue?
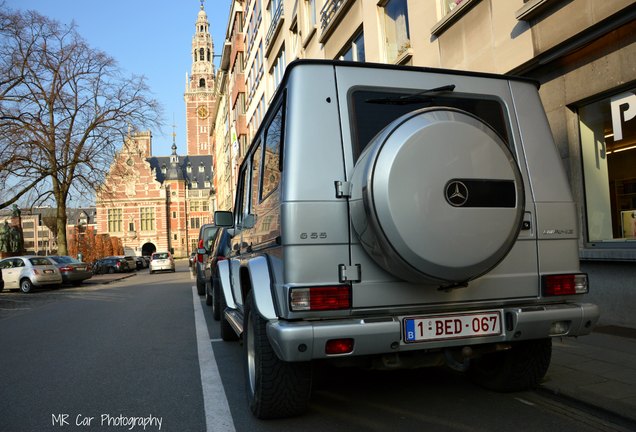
[0,222,8,253]
[9,226,22,253]
[11,204,21,218]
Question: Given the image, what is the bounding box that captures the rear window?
[349,89,511,160]
[30,257,52,266]
[201,226,218,250]
[153,253,169,260]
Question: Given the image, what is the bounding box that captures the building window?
[108,208,122,233]
[339,30,365,62]
[382,0,410,64]
[580,89,636,244]
[172,211,177,219]
[187,163,192,173]
[191,217,201,229]
[304,0,316,32]
[140,207,155,231]
[441,0,465,17]
[271,48,286,91]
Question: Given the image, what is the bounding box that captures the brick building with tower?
[95,3,217,258]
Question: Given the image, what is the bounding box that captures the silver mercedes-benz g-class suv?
[213,60,600,419]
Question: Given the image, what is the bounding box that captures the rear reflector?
[542,273,588,296]
[290,286,351,311]
[326,338,354,355]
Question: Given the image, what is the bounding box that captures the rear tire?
[244,292,312,419]
[205,282,213,306]
[20,278,33,293]
[469,338,552,392]
[196,278,205,295]
[212,280,221,321]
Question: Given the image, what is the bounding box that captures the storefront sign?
[611,92,636,141]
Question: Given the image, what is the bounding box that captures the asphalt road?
[0,261,630,432]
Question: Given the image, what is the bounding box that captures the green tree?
[0,6,162,254]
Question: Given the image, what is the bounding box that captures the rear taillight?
[59,266,73,272]
[116,262,121,268]
[542,273,588,296]
[290,286,351,311]
[197,239,204,263]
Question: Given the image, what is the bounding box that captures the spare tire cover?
[350,107,524,284]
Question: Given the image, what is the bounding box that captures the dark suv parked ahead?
[195,223,218,295]
[92,257,130,274]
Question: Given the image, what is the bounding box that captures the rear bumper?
[266,302,600,362]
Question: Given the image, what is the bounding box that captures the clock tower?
[185,1,216,156]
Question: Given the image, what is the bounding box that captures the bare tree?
[0,6,162,254]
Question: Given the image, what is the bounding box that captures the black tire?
[220,288,239,342]
[212,278,221,321]
[469,338,552,392]
[205,281,213,306]
[244,292,312,419]
[107,267,115,274]
[196,277,205,296]
[20,278,33,293]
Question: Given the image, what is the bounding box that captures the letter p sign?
[611,92,636,141]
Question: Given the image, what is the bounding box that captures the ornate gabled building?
[95,3,217,258]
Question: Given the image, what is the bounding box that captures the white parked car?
[149,251,175,274]
[0,256,63,293]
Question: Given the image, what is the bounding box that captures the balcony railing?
[265,1,284,51]
[319,0,354,43]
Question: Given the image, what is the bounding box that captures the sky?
[3,0,232,157]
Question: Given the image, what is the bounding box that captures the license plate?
[44,269,54,274]
[76,267,85,271]
[403,311,502,343]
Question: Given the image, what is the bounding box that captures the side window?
[236,166,250,225]
[262,104,284,199]
[251,141,263,206]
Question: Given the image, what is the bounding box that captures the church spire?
[184,1,216,156]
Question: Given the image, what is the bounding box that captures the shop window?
[382,0,410,64]
[580,89,636,243]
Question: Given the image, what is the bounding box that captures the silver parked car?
[0,256,63,293]
[213,60,600,419]
[149,251,175,274]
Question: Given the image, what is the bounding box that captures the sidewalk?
[540,326,636,423]
[83,271,137,285]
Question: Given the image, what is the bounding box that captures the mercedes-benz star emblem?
[445,181,469,207]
